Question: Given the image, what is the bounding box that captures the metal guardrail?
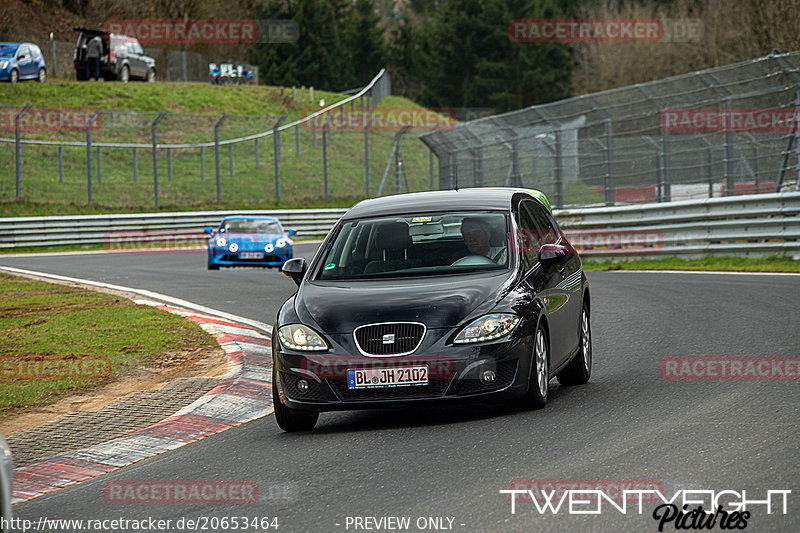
[0,209,347,249]
[558,192,800,257]
[1,193,798,258]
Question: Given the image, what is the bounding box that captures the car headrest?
[374,221,411,250]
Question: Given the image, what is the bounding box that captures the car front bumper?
[273,337,534,412]
[208,248,291,268]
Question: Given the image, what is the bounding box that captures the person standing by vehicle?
[86,36,102,81]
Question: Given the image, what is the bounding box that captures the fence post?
[214,114,228,202]
[553,131,563,208]
[363,96,370,195]
[255,137,259,170]
[429,151,434,191]
[604,120,614,206]
[49,33,57,78]
[58,145,64,184]
[133,147,138,183]
[273,115,287,200]
[86,110,101,204]
[97,146,102,184]
[15,105,32,200]
[200,146,205,181]
[151,111,167,208]
[323,117,330,199]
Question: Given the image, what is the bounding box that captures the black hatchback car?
[272,188,591,431]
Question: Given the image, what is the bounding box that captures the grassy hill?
[0,81,443,216]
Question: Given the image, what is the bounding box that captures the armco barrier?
[0,209,346,249]
[1,193,799,257]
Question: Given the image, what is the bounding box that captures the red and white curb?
[11,304,273,504]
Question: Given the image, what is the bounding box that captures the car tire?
[557,305,592,386]
[272,370,318,432]
[520,322,549,410]
[37,68,46,83]
[207,256,219,270]
[9,69,18,84]
[146,68,156,83]
[120,65,130,83]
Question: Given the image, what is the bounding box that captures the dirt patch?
[0,271,233,436]
[0,342,229,436]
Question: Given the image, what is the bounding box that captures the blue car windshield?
[220,219,281,234]
[318,212,510,280]
[0,46,17,58]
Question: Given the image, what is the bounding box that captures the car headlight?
[278,324,329,351]
[0,61,8,69]
[265,243,274,253]
[229,242,239,252]
[276,238,288,248]
[454,314,520,344]
[216,237,227,247]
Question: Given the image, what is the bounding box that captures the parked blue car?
[205,216,296,270]
[0,42,46,83]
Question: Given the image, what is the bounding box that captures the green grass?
[0,273,219,417]
[0,80,347,115]
[0,80,445,215]
[583,255,800,273]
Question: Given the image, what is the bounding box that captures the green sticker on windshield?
[324,263,336,270]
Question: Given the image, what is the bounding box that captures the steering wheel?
[450,254,496,267]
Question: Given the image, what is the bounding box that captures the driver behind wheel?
[460,217,507,264]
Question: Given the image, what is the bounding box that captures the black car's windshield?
[0,46,17,58]
[220,219,281,234]
[318,212,510,280]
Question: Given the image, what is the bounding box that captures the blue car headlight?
[454,314,520,344]
[276,238,288,248]
[265,243,274,253]
[278,324,329,351]
[215,237,227,247]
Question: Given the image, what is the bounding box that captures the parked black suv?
[73,27,156,82]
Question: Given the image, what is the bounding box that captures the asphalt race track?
[3,246,799,533]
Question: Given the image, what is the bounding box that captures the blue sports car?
[205,216,296,270]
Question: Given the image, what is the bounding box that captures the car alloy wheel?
[120,65,130,83]
[557,304,592,386]
[38,68,46,83]
[10,69,18,84]
[581,309,591,374]
[147,68,156,82]
[521,323,549,410]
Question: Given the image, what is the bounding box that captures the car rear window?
[317,212,510,280]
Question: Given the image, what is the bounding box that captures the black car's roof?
[343,188,538,219]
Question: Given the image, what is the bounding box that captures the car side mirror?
[282,257,307,286]
[203,226,214,235]
[538,243,568,263]
[286,228,297,237]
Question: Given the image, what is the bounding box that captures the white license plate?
[347,366,428,389]
[240,252,263,259]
